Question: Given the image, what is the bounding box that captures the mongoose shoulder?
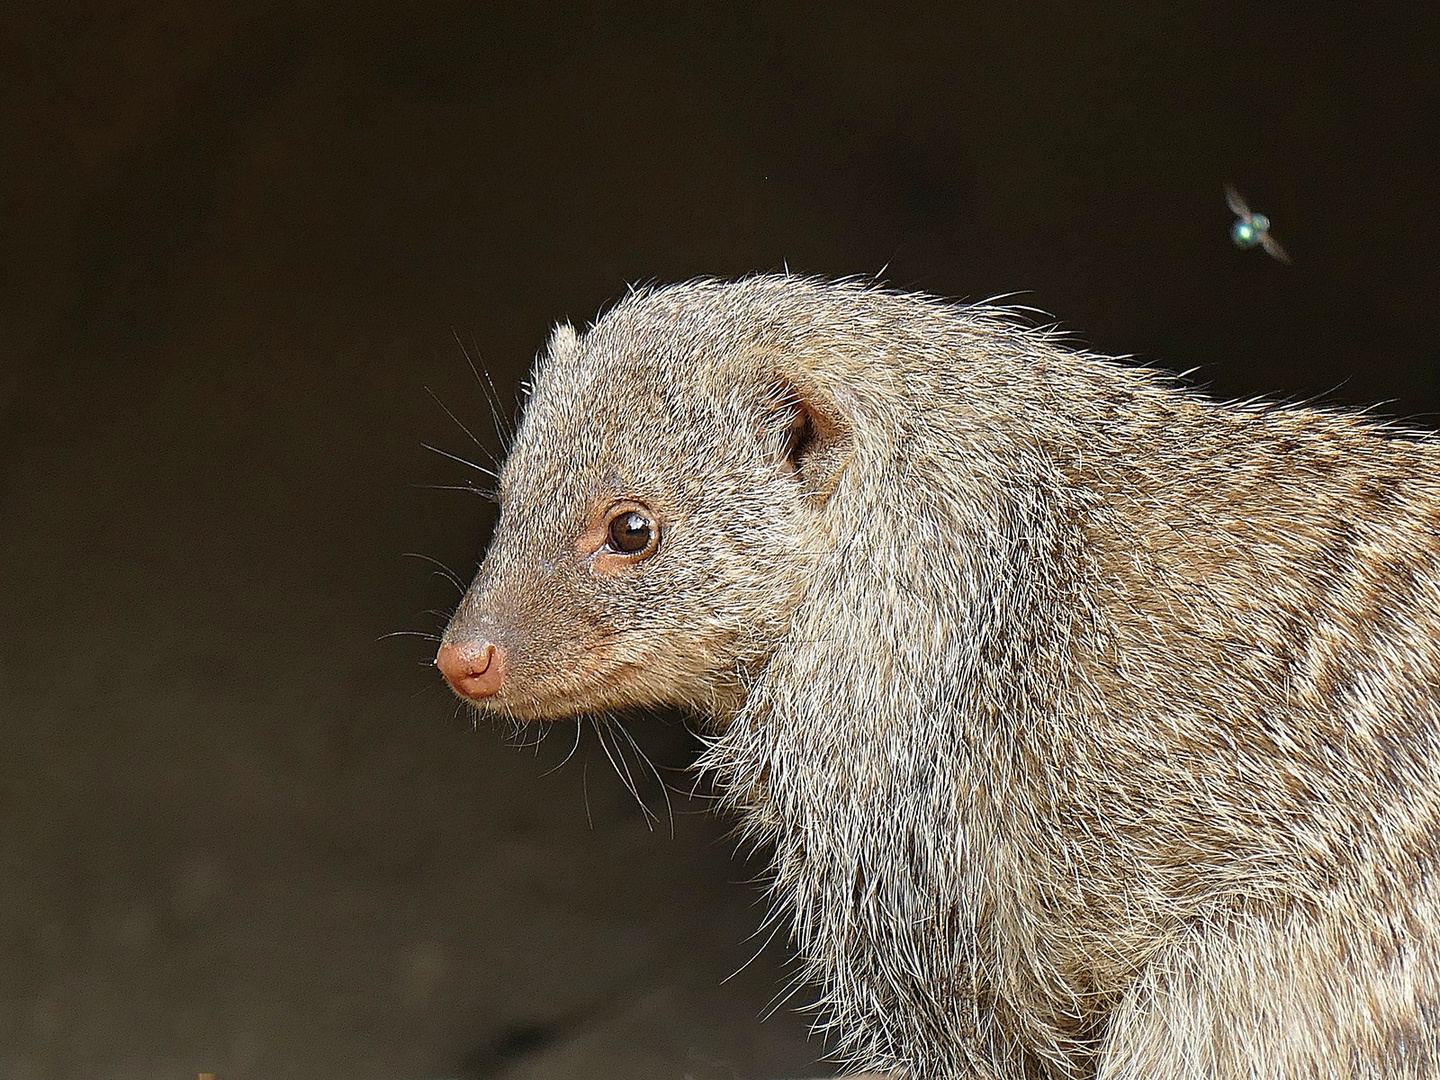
[438,275,1440,1080]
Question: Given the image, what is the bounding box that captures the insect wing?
[1225,184,1252,219]
[1259,232,1292,264]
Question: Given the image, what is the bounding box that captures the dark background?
[2,3,1437,1078]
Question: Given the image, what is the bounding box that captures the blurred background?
[1,3,1437,1078]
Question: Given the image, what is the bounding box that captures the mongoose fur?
[436,275,1440,1079]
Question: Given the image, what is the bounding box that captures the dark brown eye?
[607,510,656,555]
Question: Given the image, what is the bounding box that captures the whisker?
[582,758,594,830]
[541,720,585,777]
[401,551,467,591]
[379,629,442,642]
[425,382,490,455]
[410,481,499,502]
[594,718,661,829]
[454,330,518,449]
[505,716,549,751]
[421,442,499,480]
[614,719,676,839]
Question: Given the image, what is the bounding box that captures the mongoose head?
[436,278,863,723]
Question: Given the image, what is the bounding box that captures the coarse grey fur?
[441,275,1440,1079]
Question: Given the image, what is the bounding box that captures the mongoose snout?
[435,639,505,700]
[437,494,663,703]
[438,275,1440,1079]
[439,488,678,719]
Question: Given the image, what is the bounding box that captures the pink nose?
[436,641,507,700]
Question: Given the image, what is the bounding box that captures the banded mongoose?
[436,275,1440,1079]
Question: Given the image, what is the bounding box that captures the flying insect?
[1225,184,1291,264]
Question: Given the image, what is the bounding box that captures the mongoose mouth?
[436,636,672,722]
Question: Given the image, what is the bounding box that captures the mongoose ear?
[545,321,581,363]
[773,377,854,504]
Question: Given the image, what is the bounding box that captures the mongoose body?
[437,276,1440,1079]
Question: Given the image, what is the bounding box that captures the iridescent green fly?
[1225,184,1291,264]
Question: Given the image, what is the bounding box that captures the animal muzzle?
[436,639,507,700]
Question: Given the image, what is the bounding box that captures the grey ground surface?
[1,3,1435,1078]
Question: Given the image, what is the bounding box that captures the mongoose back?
[437,276,1440,1079]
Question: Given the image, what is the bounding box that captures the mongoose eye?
[605,508,659,557]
